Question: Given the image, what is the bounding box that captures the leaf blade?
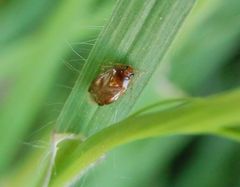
[56,0,197,136]
[51,89,240,186]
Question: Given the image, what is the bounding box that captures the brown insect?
[88,64,134,106]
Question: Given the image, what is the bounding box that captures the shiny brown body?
[88,64,134,106]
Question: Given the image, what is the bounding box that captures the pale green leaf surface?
[56,0,196,136]
[50,90,240,186]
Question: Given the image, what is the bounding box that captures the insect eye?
[129,73,134,78]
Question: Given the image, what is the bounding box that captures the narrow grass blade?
[56,0,196,136]
[50,89,240,186]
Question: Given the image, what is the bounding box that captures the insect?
[88,64,134,106]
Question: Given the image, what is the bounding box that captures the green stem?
[50,90,240,186]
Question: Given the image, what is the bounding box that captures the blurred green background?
[0,0,240,186]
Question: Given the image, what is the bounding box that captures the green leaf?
[55,0,196,136]
[50,89,240,186]
[215,127,240,141]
